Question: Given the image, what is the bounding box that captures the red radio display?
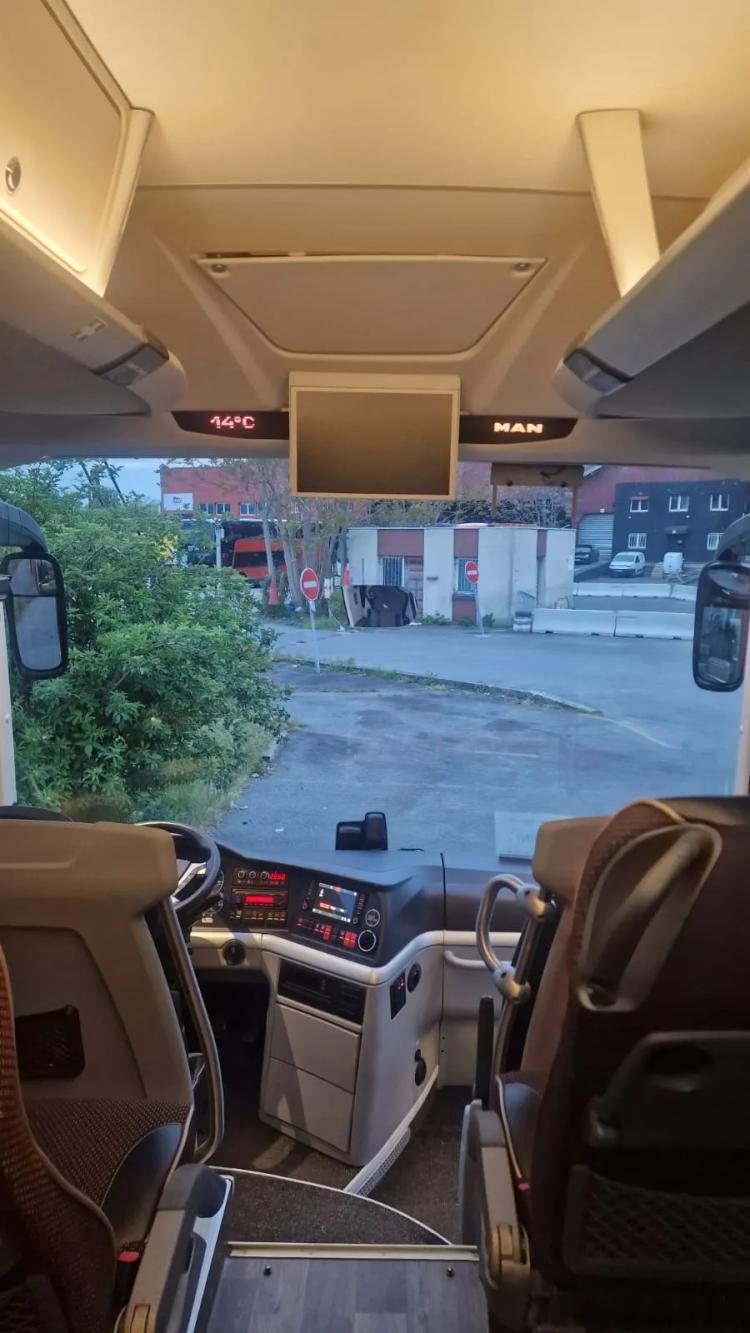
[242,894,275,906]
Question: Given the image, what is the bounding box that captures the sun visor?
[289,372,460,499]
[555,157,750,417]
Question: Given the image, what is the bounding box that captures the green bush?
[1,466,286,823]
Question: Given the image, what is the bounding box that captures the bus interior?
[3,3,750,1331]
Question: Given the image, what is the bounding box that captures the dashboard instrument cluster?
[199,858,383,960]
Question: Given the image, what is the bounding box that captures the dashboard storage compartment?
[278,961,366,1024]
[271,1003,360,1093]
[263,1057,353,1153]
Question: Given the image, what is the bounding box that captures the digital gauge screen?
[313,882,358,924]
[172,410,289,440]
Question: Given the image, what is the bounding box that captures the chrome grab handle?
[476,873,552,1005]
[444,950,489,971]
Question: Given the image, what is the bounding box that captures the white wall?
[511,530,538,617]
[422,527,454,619]
[538,530,575,607]
[477,527,514,624]
[347,528,379,584]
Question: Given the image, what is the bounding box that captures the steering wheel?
[140,820,223,921]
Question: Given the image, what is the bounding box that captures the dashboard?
[193,844,529,971]
[195,847,446,965]
[189,842,530,1166]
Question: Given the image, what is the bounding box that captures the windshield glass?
[4,458,744,864]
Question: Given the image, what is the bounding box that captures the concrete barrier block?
[670,584,697,602]
[532,608,616,636]
[614,611,692,640]
[576,581,671,599]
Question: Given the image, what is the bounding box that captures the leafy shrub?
[1,466,286,824]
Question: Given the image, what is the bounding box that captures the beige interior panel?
[0,0,123,274]
[197,255,542,355]
[0,820,192,1107]
[69,0,750,198]
[264,1057,353,1153]
[0,321,149,416]
[351,944,442,1164]
[271,1002,360,1094]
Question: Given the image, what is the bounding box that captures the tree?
[180,458,371,602]
[0,464,285,821]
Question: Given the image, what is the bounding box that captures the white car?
[609,550,646,577]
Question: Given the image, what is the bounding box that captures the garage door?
[578,513,614,559]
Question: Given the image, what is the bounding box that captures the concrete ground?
[216,627,742,862]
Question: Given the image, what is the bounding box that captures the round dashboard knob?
[357,929,377,953]
[364,908,381,928]
[223,941,246,967]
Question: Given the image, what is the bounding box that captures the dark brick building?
[611,477,750,565]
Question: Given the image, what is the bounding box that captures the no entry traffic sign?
[300,567,320,602]
[465,559,479,585]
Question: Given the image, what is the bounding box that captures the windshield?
[3,459,744,864]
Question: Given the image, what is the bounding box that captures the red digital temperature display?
[172,411,289,440]
[210,414,256,431]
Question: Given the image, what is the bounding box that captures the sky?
[108,458,165,501]
[58,458,167,502]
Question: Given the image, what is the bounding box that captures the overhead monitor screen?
[289,374,459,499]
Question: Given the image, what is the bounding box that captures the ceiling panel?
[69,0,750,196]
[195,254,543,354]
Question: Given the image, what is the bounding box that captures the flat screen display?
[313,882,358,924]
[289,373,460,499]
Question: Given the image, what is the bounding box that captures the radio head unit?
[229,866,288,927]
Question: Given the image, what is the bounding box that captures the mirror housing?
[1,552,68,680]
[693,561,750,692]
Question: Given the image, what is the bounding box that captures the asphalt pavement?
[215,627,742,863]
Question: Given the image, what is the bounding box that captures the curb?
[274,654,598,716]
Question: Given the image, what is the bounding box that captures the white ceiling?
[70,0,750,197]
[4,1,750,467]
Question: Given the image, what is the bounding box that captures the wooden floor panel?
[206,1254,488,1332]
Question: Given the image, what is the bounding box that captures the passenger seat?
[463,797,750,1331]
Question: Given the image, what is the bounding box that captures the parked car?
[609,550,646,577]
[574,543,599,564]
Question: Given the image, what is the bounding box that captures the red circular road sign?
[464,559,479,585]
[300,567,320,602]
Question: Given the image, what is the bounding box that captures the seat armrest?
[120,1166,231,1333]
[460,1101,529,1332]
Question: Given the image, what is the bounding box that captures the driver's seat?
[0,818,205,1331]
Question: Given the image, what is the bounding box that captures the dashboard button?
[364,908,381,928]
[357,929,377,954]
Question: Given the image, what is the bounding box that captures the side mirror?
[693,561,750,692]
[1,552,68,680]
[343,585,417,629]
